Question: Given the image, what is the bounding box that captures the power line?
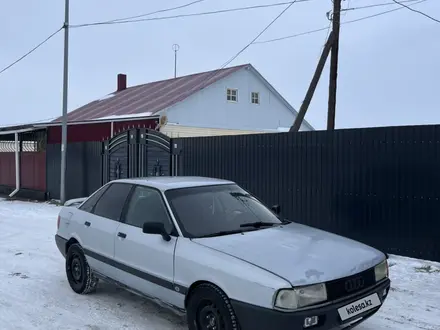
[93,0,207,24]
[342,0,420,12]
[70,1,311,28]
[254,0,427,44]
[0,27,63,75]
[391,0,440,23]
[221,1,297,68]
[179,1,298,95]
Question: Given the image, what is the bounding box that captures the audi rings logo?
[344,276,365,292]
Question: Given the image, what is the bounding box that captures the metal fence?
[174,125,440,262]
[46,142,102,200]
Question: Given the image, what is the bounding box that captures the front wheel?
[186,283,240,330]
[65,243,98,294]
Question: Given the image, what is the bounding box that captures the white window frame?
[251,92,260,105]
[227,88,238,102]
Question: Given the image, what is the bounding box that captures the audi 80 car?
[55,177,390,330]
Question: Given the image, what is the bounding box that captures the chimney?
[117,73,127,92]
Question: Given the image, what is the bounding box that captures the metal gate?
[102,128,180,184]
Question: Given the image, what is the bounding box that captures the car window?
[79,185,109,213]
[93,183,132,221]
[165,184,282,238]
[124,186,173,232]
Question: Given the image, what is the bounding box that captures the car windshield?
[165,184,282,238]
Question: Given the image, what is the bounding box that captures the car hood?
[192,223,386,286]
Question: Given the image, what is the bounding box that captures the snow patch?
[96,112,154,120]
[97,93,116,101]
[0,199,439,329]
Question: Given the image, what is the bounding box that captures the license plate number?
[338,293,381,321]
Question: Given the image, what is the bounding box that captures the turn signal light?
[57,215,60,229]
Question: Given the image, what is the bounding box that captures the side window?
[93,183,132,221]
[124,186,173,232]
[79,185,109,213]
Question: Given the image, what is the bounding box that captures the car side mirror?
[142,222,171,241]
[271,204,281,215]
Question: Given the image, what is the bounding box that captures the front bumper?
[231,278,390,330]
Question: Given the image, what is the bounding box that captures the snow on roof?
[97,93,116,101]
[116,176,234,191]
[96,112,154,120]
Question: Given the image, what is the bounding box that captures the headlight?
[274,283,327,310]
[375,259,389,282]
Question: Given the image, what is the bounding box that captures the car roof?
[113,176,235,191]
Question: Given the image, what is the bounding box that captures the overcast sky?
[0,0,439,130]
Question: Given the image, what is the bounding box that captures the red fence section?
[21,152,46,191]
[47,118,159,144]
[0,152,46,191]
[0,153,15,187]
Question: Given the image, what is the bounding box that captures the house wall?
[165,67,311,132]
[160,124,270,138]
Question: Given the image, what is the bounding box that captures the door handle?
[84,221,91,227]
[117,232,127,239]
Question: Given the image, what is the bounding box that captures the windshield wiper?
[239,221,279,228]
[197,229,246,238]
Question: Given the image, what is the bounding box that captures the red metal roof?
[56,64,249,122]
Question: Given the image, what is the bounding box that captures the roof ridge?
[124,63,250,91]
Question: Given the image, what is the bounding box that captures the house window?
[251,92,260,105]
[227,88,238,102]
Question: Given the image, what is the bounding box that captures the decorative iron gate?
[102,128,181,184]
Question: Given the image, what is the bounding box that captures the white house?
[58,63,314,138]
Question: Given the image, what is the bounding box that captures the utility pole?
[327,0,342,130]
[60,0,69,204]
[290,32,334,132]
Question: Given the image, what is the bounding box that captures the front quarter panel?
[174,238,291,309]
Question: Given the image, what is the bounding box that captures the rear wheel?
[187,283,240,330]
[65,243,98,294]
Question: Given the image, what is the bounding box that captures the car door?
[78,182,133,279]
[113,185,183,309]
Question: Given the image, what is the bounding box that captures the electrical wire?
[341,0,351,17]
[91,0,207,24]
[175,1,298,94]
[342,0,420,12]
[70,0,311,28]
[390,0,440,23]
[254,0,428,44]
[316,19,332,63]
[221,1,297,68]
[0,27,63,75]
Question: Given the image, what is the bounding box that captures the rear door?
[77,183,133,278]
[113,185,183,308]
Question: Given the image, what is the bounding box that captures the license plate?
[337,293,381,321]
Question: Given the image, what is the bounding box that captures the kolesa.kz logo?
[346,298,373,315]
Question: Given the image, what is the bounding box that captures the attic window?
[227,88,238,102]
[251,92,260,105]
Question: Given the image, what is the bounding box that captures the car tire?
[65,243,98,294]
[186,283,240,330]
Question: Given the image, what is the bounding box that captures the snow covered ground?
[0,198,439,329]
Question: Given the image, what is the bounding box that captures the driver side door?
[113,185,183,308]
